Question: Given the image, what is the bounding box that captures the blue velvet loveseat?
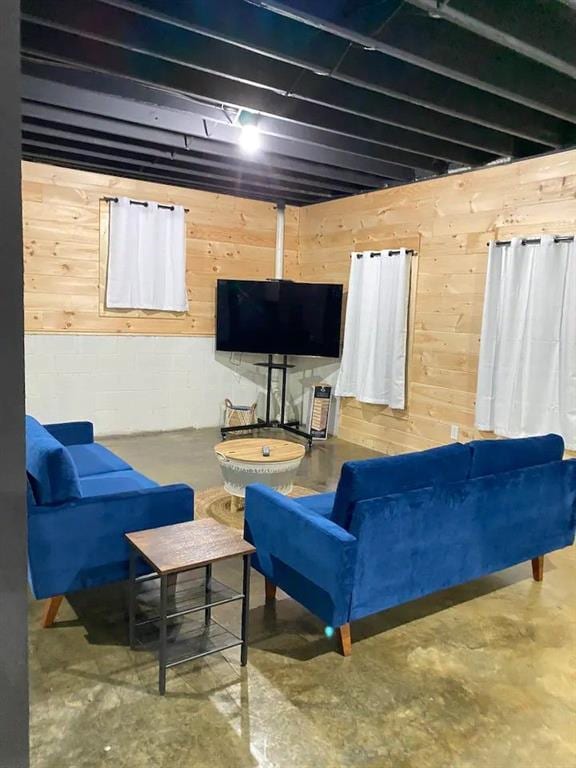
[245,435,576,655]
[26,416,194,626]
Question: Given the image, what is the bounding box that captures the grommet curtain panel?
[335,249,411,408]
[106,197,188,311]
[476,235,576,449]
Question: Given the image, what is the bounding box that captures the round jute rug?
[194,485,318,530]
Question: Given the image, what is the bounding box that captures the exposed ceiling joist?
[22,73,415,183]
[405,0,576,80]
[21,121,368,196]
[93,0,549,157]
[23,135,336,201]
[20,11,482,168]
[22,150,312,206]
[98,0,572,148]
[17,0,576,205]
[245,0,576,125]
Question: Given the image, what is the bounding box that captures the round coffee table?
[214,438,306,500]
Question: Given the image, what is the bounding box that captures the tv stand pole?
[220,354,314,449]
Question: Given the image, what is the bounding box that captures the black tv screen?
[216,279,343,357]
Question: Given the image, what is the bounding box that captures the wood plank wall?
[287,149,576,455]
[22,161,298,335]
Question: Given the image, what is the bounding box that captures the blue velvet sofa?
[245,435,576,655]
[26,416,194,626]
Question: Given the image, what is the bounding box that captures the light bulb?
[239,123,261,154]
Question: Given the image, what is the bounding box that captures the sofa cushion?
[297,492,336,519]
[469,434,564,479]
[25,415,82,505]
[80,469,158,498]
[67,443,132,477]
[332,443,472,530]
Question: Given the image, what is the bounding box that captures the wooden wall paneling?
[22,153,576,456]
[288,149,576,456]
[22,162,294,335]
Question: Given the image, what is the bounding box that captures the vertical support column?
[240,554,251,667]
[0,2,29,765]
[280,355,288,424]
[269,202,286,426]
[265,354,273,424]
[159,575,168,695]
[274,202,285,279]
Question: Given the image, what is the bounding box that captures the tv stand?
[220,354,314,449]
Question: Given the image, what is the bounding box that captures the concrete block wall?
[25,335,266,436]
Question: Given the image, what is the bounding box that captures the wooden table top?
[214,438,305,464]
[126,519,255,575]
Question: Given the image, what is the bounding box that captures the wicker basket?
[223,399,258,435]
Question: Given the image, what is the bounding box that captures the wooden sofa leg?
[338,623,352,657]
[265,578,277,602]
[532,556,544,582]
[42,596,64,628]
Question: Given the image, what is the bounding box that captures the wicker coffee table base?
[214,438,306,500]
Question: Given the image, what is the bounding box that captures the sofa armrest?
[44,421,94,445]
[245,484,357,626]
[28,483,194,598]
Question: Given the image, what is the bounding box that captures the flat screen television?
[216,279,343,358]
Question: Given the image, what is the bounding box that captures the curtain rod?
[352,249,417,259]
[102,196,189,213]
[489,235,574,247]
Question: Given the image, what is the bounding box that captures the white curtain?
[106,197,188,311]
[335,249,411,408]
[476,235,576,449]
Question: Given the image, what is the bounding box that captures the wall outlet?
[450,424,460,441]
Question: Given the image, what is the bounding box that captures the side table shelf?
[129,570,245,670]
[126,518,255,695]
[132,571,242,626]
[135,617,244,669]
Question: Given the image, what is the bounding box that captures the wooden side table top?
[126,518,255,575]
[214,438,305,464]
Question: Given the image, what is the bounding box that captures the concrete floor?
[29,429,576,768]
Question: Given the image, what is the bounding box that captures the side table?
[126,518,255,695]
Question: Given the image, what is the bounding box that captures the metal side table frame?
[126,520,254,695]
